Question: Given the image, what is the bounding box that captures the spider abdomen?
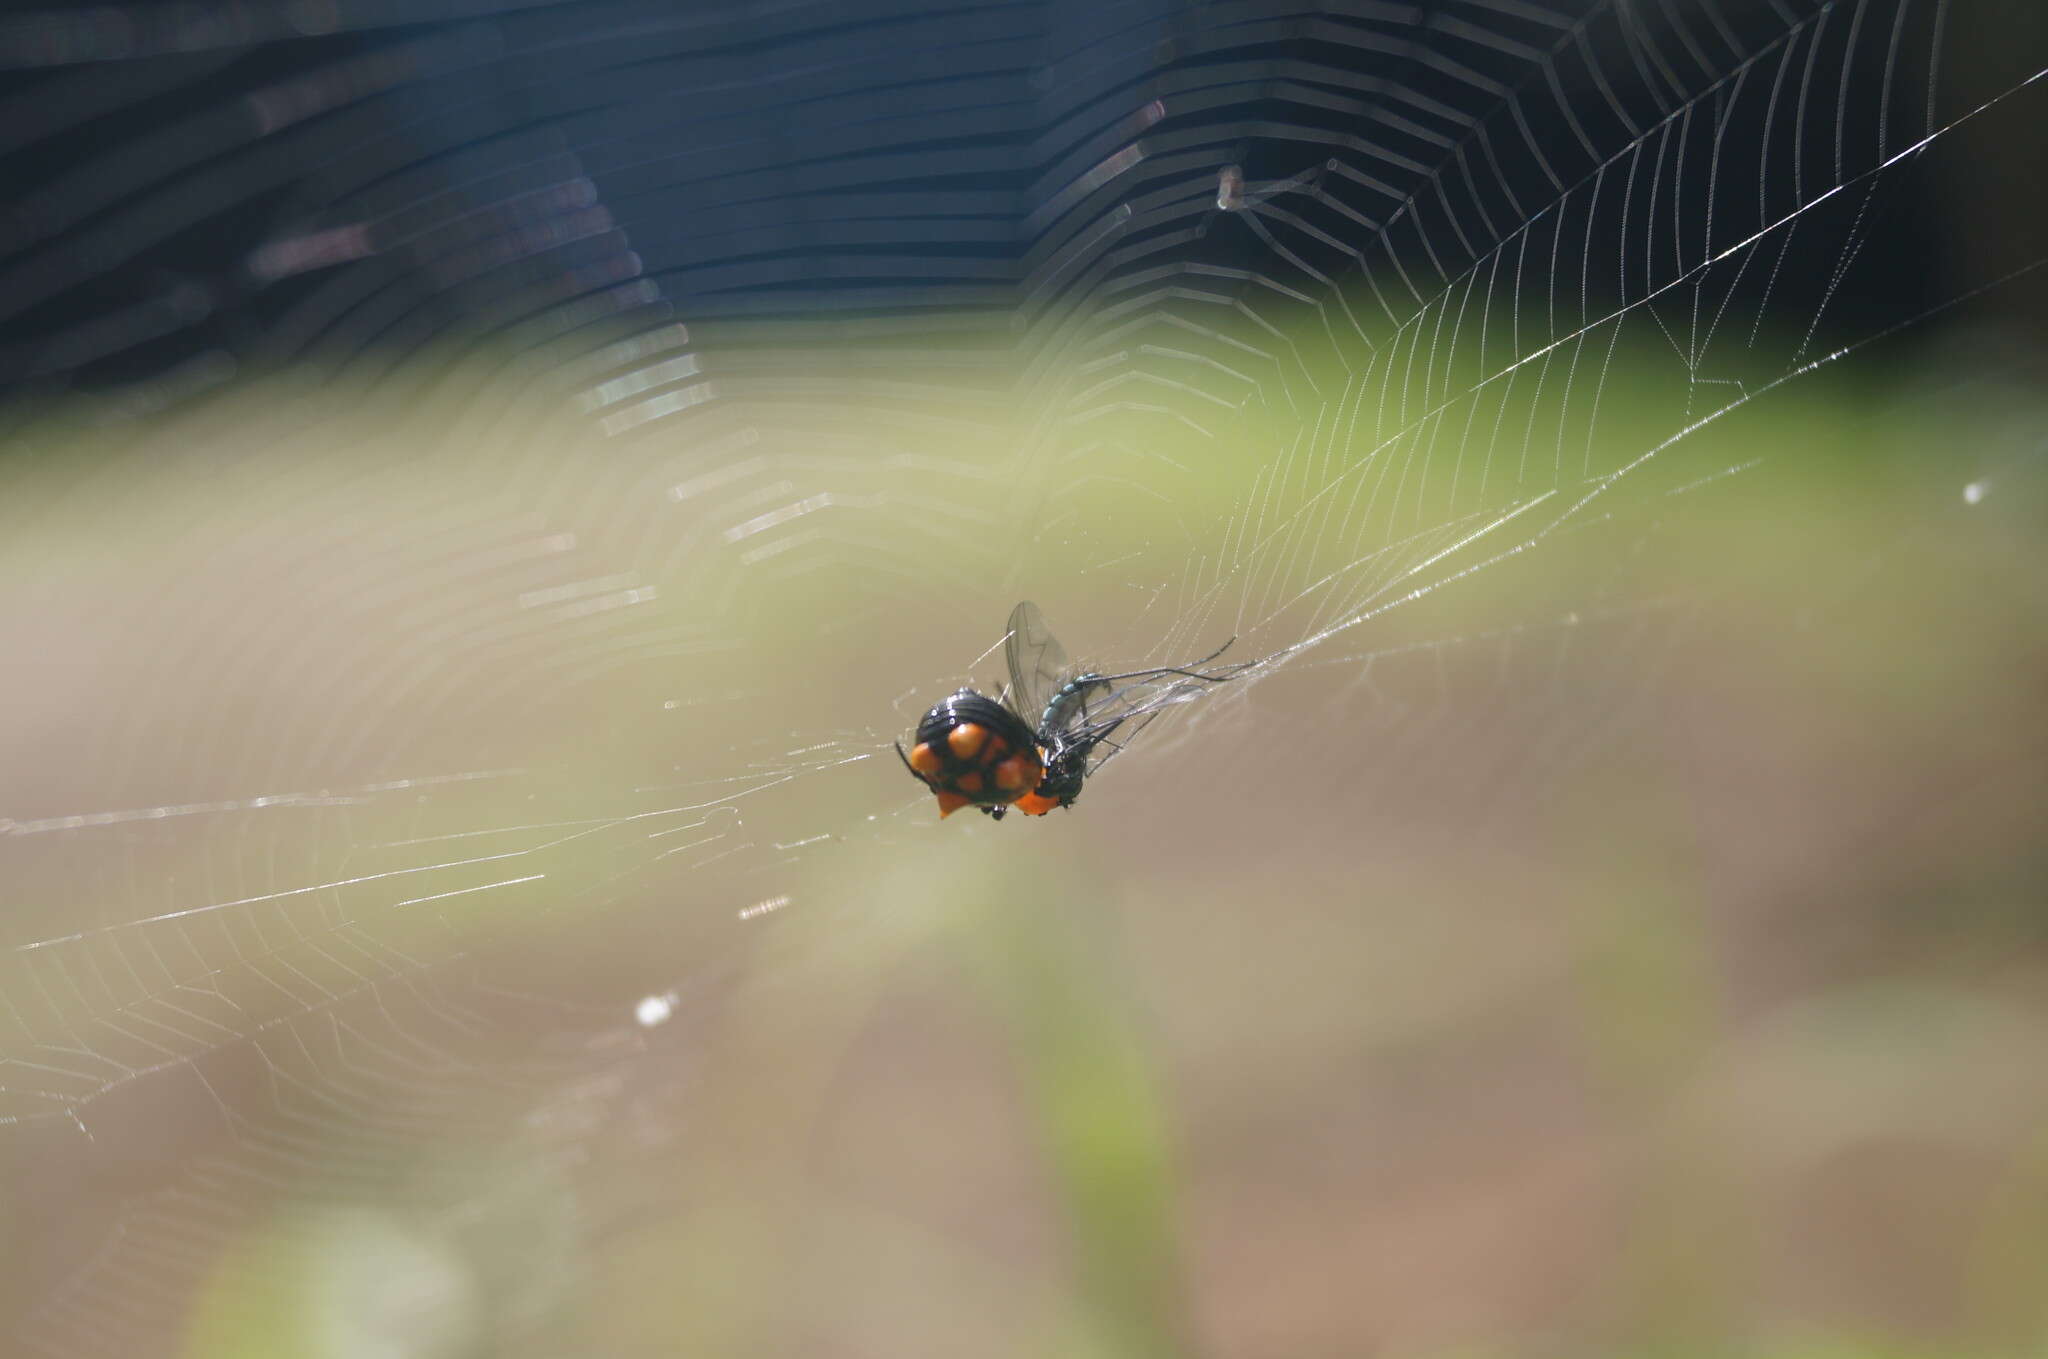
[900,690,1044,818]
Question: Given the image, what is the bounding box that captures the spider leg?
[1079,711,1156,772]
[1080,636,1245,688]
[893,740,927,783]
[1049,716,1126,772]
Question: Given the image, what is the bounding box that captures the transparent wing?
[1050,654,1257,777]
[1002,600,1071,726]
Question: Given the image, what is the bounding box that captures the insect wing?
[1052,652,1257,776]
[1002,600,1071,726]
[1050,674,1187,774]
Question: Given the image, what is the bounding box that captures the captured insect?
[897,601,1247,819]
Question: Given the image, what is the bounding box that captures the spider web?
[2,1,2044,1354]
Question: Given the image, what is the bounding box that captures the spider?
[896,601,1245,819]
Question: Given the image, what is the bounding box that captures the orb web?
[1,1,2043,1354]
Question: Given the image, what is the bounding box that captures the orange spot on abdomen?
[993,755,1037,791]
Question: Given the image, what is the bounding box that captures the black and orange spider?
[897,601,1245,819]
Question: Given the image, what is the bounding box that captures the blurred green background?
[4,323,2043,1359]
